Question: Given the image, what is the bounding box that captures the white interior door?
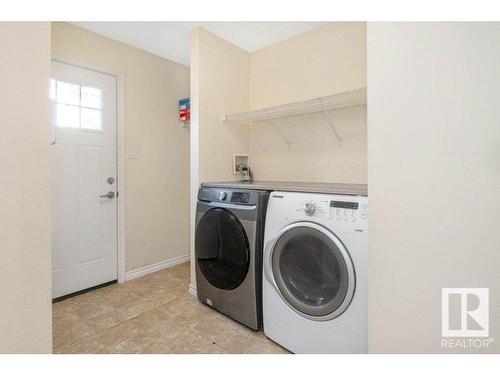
[51,61,118,298]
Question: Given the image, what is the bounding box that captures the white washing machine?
[262,191,368,353]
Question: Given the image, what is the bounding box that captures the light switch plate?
[127,147,140,159]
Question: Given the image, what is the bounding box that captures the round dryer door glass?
[271,225,354,319]
[195,208,250,290]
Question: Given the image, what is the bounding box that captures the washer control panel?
[296,199,368,223]
[198,188,257,206]
[329,200,368,223]
[272,191,368,234]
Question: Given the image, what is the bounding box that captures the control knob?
[304,202,317,216]
[219,191,227,201]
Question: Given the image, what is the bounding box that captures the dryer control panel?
[273,192,368,233]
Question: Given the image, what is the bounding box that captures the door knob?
[100,191,115,199]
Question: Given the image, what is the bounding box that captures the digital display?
[330,200,358,210]
[231,192,250,203]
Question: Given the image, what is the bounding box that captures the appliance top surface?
[201,180,367,196]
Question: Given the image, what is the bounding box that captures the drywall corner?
[0,22,53,353]
[189,27,201,290]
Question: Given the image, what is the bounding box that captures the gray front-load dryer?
[195,187,269,330]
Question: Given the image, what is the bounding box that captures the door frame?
[51,56,127,284]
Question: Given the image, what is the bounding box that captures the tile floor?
[53,261,289,354]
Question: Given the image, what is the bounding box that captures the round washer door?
[270,222,355,320]
[195,208,250,290]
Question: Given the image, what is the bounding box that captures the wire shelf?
[222,87,366,124]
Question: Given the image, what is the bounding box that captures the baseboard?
[125,254,190,282]
[188,283,197,297]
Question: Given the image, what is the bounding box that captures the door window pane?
[81,108,102,130]
[51,80,103,130]
[56,81,80,105]
[81,86,102,109]
[56,104,80,128]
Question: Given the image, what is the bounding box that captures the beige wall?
[368,23,500,353]
[195,28,250,184]
[249,22,367,183]
[189,27,250,287]
[51,23,190,272]
[0,22,53,353]
[250,22,367,109]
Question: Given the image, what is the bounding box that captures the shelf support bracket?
[265,110,291,147]
[319,99,341,145]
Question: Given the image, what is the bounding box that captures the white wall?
[368,23,500,353]
[0,22,53,353]
[249,23,367,183]
[52,23,191,272]
[189,27,250,289]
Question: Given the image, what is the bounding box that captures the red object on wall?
[179,113,190,122]
[179,97,190,124]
